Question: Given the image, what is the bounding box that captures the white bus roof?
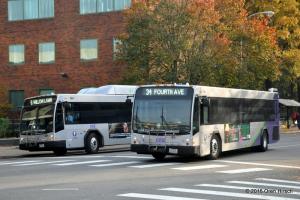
[77,85,138,95]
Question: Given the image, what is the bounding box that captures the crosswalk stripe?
[228,181,300,190]
[14,160,74,166]
[111,156,152,159]
[172,164,227,171]
[0,160,42,165]
[256,178,300,185]
[118,193,207,200]
[130,163,181,169]
[215,160,300,169]
[197,183,300,196]
[160,187,299,200]
[195,184,300,195]
[90,161,140,167]
[197,183,256,190]
[54,160,111,166]
[217,168,272,174]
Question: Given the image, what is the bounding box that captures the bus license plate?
[39,144,45,148]
[156,137,166,144]
[169,148,178,154]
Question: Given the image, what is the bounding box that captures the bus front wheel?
[209,135,221,160]
[152,152,166,161]
[85,133,100,154]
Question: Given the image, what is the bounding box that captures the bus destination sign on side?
[143,88,187,96]
[30,98,53,106]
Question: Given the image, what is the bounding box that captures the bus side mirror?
[201,97,210,106]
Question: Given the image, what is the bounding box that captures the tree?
[246,0,300,97]
[119,0,280,90]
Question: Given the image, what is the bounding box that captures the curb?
[0,138,19,146]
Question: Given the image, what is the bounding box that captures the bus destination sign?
[143,88,187,96]
[30,97,53,106]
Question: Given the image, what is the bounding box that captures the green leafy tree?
[119,0,280,89]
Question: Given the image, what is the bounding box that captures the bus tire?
[53,149,67,156]
[152,152,166,161]
[209,134,221,160]
[258,131,268,152]
[85,133,100,154]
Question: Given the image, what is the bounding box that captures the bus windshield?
[133,87,194,134]
[21,104,54,134]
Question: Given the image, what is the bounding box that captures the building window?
[80,39,98,61]
[9,44,25,65]
[8,0,54,21]
[98,0,113,12]
[113,38,122,60]
[39,89,55,95]
[114,0,131,11]
[39,42,55,64]
[80,0,131,14]
[9,90,24,109]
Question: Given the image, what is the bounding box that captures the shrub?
[0,118,10,138]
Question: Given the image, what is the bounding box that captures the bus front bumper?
[131,144,200,156]
[19,140,66,151]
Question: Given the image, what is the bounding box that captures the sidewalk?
[280,126,300,134]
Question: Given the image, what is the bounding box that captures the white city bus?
[19,85,137,155]
[131,85,280,160]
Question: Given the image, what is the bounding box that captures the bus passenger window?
[201,105,209,125]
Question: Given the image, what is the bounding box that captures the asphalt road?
[0,133,300,200]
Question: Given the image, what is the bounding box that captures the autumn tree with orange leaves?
[118,0,280,90]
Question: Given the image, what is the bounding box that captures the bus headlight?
[133,137,138,144]
[186,138,190,146]
[48,134,54,141]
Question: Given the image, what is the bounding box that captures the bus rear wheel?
[209,135,221,160]
[258,131,268,152]
[85,133,100,154]
[152,152,166,161]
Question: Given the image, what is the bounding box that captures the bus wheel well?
[262,129,269,144]
[213,132,222,145]
[85,131,104,147]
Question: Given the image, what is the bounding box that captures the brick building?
[0,0,131,110]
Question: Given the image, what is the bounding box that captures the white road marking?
[196,184,300,195]
[256,178,300,185]
[0,160,42,165]
[217,168,272,174]
[90,161,140,167]
[118,193,206,200]
[215,160,300,169]
[54,160,111,166]
[228,181,300,190]
[197,183,258,190]
[275,144,300,149]
[172,164,227,171]
[42,188,79,191]
[160,187,299,200]
[14,160,74,166]
[110,155,152,159]
[130,163,181,169]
